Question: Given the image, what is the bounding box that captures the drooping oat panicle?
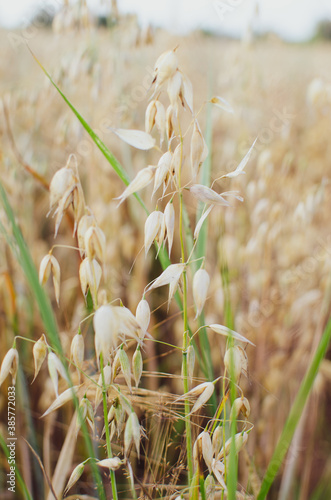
[145,100,157,133]
[153,152,172,197]
[147,263,185,309]
[194,205,214,241]
[189,184,230,206]
[64,462,85,495]
[180,72,194,113]
[230,397,250,420]
[196,431,213,473]
[144,210,164,256]
[212,425,223,457]
[93,305,118,369]
[167,70,182,107]
[132,345,143,387]
[79,258,102,297]
[0,348,19,387]
[153,48,178,90]
[95,363,112,408]
[39,253,61,305]
[124,412,141,459]
[193,268,210,319]
[224,346,245,383]
[116,166,156,206]
[41,386,79,417]
[164,200,175,256]
[190,381,215,415]
[118,345,132,392]
[220,138,257,179]
[84,225,106,263]
[70,331,84,374]
[210,96,234,114]
[47,351,69,397]
[135,298,150,336]
[217,432,248,461]
[208,324,255,346]
[32,334,47,383]
[97,457,123,470]
[77,212,95,256]
[111,128,156,150]
[155,100,166,146]
[190,120,208,178]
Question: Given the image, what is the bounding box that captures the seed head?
[77,213,95,256]
[32,334,47,383]
[132,345,143,387]
[97,457,123,470]
[164,200,175,257]
[84,226,106,263]
[153,48,178,89]
[167,70,182,107]
[144,211,164,256]
[79,258,102,297]
[193,268,210,319]
[191,121,208,178]
[39,254,61,306]
[0,348,19,387]
[135,298,150,336]
[124,412,141,459]
[230,397,251,420]
[64,462,85,495]
[93,305,118,369]
[70,332,84,372]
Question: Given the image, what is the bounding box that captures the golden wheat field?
[0,7,331,500]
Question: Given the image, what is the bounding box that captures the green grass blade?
[257,317,331,500]
[0,434,33,500]
[0,182,107,500]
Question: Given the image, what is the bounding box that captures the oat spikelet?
[32,334,47,383]
[0,348,19,387]
[116,166,156,206]
[193,268,210,319]
[64,462,85,495]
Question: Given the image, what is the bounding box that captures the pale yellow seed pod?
[39,254,61,306]
[212,425,224,457]
[154,48,178,88]
[194,431,213,473]
[64,462,85,495]
[132,345,143,388]
[144,211,163,256]
[218,432,249,460]
[153,151,173,197]
[224,346,244,383]
[118,346,132,392]
[191,120,208,179]
[180,72,194,113]
[93,305,119,369]
[32,334,47,383]
[0,348,19,387]
[171,143,182,182]
[95,364,112,408]
[84,226,106,263]
[230,397,250,420]
[49,166,76,210]
[164,200,175,257]
[193,268,210,319]
[70,332,84,371]
[79,258,102,297]
[97,457,123,470]
[124,412,141,459]
[145,100,157,133]
[77,213,95,255]
[155,100,166,146]
[135,299,150,335]
[47,351,59,397]
[167,70,182,107]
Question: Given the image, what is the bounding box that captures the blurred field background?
[0,2,331,499]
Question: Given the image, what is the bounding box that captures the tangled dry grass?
[0,9,331,500]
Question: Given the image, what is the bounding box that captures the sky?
[1,0,331,41]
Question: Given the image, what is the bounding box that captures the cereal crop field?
[0,7,331,500]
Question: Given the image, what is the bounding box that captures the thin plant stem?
[100,353,118,500]
[178,130,193,485]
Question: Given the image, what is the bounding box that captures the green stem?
[178,134,193,485]
[100,354,118,500]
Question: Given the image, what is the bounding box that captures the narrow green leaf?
[257,317,331,499]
